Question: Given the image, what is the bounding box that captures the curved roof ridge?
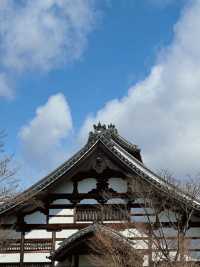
[113,132,139,150]
[88,123,142,160]
[50,223,133,260]
[0,138,99,215]
[1,122,200,217]
[101,138,200,209]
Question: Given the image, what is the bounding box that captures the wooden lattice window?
[75,205,129,222]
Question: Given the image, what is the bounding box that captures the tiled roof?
[0,123,200,215]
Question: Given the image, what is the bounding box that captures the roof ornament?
[87,122,141,159]
[88,122,118,143]
[93,122,106,133]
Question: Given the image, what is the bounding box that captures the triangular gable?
[1,123,200,216]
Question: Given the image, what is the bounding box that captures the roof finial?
[108,123,118,134]
[93,122,106,133]
[88,122,118,143]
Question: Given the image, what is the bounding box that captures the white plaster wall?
[108,178,127,193]
[152,239,177,250]
[24,252,50,262]
[143,255,149,266]
[78,178,96,193]
[49,208,74,216]
[24,211,46,224]
[186,228,200,237]
[189,239,200,249]
[25,230,52,239]
[132,207,177,223]
[120,228,148,238]
[49,216,73,224]
[56,229,78,238]
[152,251,180,262]
[154,227,178,237]
[52,180,73,194]
[103,220,125,223]
[152,251,164,262]
[187,251,200,260]
[169,251,180,259]
[52,199,71,204]
[131,214,156,223]
[55,240,62,250]
[134,198,145,204]
[158,211,176,222]
[131,207,153,214]
[107,198,126,204]
[79,199,98,204]
[132,240,149,249]
[0,253,20,262]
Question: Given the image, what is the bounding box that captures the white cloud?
[80,0,200,177]
[19,93,72,170]
[0,0,96,71]
[0,0,97,98]
[0,72,13,99]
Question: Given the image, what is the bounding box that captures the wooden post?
[148,228,153,267]
[74,254,79,267]
[51,231,56,267]
[179,232,185,263]
[20,231,25,267]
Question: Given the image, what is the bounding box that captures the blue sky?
[1,0,200,187]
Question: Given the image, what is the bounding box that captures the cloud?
[0,0,97,71]
[0,0,98,98]
[0,72,13,99]
[80,0,200,177]
[19,93,73,170]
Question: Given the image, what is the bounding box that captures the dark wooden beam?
[74,254,79,267]
[9,220,200,231]
[51,231,56,267]
[20,231,25,267]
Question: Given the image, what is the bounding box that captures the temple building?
[0,123,200,266]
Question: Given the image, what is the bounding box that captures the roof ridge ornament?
[88,122,142,161]
[88,122,118,143]
[93,122,107,132]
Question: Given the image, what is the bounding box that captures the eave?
[0,123,200,216]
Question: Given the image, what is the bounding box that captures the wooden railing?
[0,240,21,252]
[75,205,129,222]
[0,239,52,253]
[24,239,52,252]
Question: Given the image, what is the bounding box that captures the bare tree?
[0,130,18,199]
[88,224,143,267]
[0,131,19,247]
[88,171,200,267]
[135,171,200,266]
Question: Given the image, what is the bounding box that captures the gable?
[41,144,132,216]
[1,123,200,218]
